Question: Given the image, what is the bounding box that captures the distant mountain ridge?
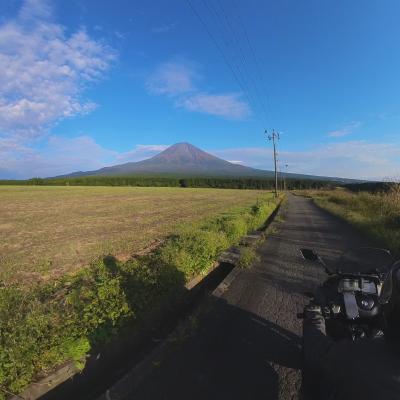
[55,142,358,182]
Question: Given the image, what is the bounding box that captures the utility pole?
[266,129,279,197]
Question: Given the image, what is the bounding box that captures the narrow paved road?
[102,194,373,400]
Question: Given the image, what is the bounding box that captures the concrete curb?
[213,197,284,299]
[212,266,242,298]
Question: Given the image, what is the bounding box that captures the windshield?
[333,247,393,274]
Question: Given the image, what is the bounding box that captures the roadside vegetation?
[0,188,280,398]
[237,246,260,269]
[302,185,400,254]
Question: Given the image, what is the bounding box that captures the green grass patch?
[303,186,400,255]
[0,194,280,398]
[237,247,260,269]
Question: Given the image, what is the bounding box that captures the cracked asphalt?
[101,194,373,400]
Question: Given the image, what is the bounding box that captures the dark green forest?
[0,176,335,190]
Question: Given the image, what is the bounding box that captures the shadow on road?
[126,293,301,400]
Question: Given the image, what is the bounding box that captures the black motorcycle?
[305,247,398,341]
[301,247,400,399]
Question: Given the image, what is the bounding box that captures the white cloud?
[116,144,169,163]
[327,121,361,137]
[179,93,250,120]
[146,61,196,96]
[114,30,125,40]
[146,60,251,120]
[151,23,177,34]
[19,0,52,21]
[0,0,116,140]
[136,144,169,152]
[0,135,116,178]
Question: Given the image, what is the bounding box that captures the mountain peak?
[162,142,204,152]
[169,142,194,147]
[153,142,217,164]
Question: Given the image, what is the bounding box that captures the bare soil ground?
[0,186,270,284]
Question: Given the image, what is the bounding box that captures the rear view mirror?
[379,273,392,305]
[379,262,400,304]
[300,248,333,275]
[300,248,319,261]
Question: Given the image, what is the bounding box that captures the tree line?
[0,176,335,190]
[344,181,395,193]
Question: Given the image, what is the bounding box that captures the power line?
[217,0,270,125]
[186,0,269,126]
[200,0,259,115]
[231,0,273,122]
[209,0,266,123]
[185,0,255,112]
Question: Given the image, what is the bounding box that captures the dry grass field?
[0,185,270,283]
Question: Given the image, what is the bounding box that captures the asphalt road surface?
[101,194,373,400]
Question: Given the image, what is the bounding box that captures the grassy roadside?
[0,194,280,398]
[300,187,400,255]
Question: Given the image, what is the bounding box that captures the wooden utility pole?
[266,129,279,197]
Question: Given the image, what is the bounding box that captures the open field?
[0,186,271,284]
[300,186,400,255]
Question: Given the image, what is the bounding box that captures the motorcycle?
[300,247,400,399]
[302,247,398,341]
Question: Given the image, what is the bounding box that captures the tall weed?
[310,187,400,254]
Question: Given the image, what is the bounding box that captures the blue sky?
[1,0,400,179]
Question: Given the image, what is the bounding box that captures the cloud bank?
[0,0,117,178]
[212,141,400,181]
[0,138,170,179]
